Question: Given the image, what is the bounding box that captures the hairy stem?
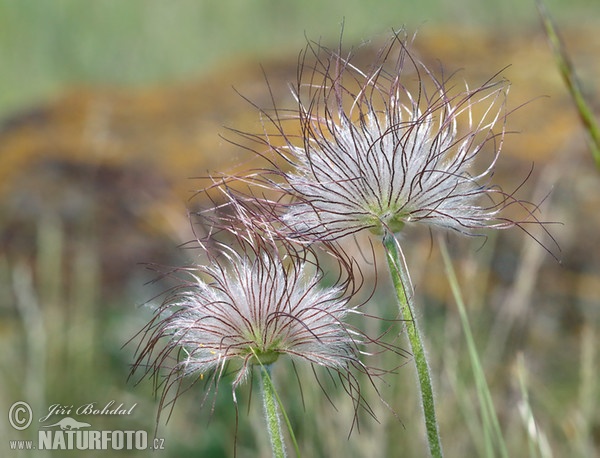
[260,365,287,458]
[383,231,443,458]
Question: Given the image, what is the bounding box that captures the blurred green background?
[0,0,596,117]
[1,1,599,457]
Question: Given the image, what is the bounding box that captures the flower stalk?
[260,365,287,458]
[383,231,442,458]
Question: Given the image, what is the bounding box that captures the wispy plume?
[130,198,397,425]
[228,32,548,244]
[216,31,559,456]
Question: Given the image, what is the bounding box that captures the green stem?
[383,232,443,458]
[260,365,287,458]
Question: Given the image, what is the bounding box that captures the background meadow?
[1,0,599,456]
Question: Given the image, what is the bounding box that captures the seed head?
[130,200,386,419]
[232,32,546,243]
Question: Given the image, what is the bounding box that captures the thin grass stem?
[383,231,443,458]
[439,237,508,458]
[536,0,600,169]
[516,353,553,458]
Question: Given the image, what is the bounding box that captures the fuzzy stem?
[383,231,443,458]
[260,365,287,458]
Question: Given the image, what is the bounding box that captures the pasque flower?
[222,32,553,457]
[235,32,535,242]
[130,200,381,417]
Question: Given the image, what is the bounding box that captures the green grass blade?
[439,238,509,458]
[536,0,600,169]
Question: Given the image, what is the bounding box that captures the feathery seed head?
[238,32,537,242]
[130,201,377,417]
